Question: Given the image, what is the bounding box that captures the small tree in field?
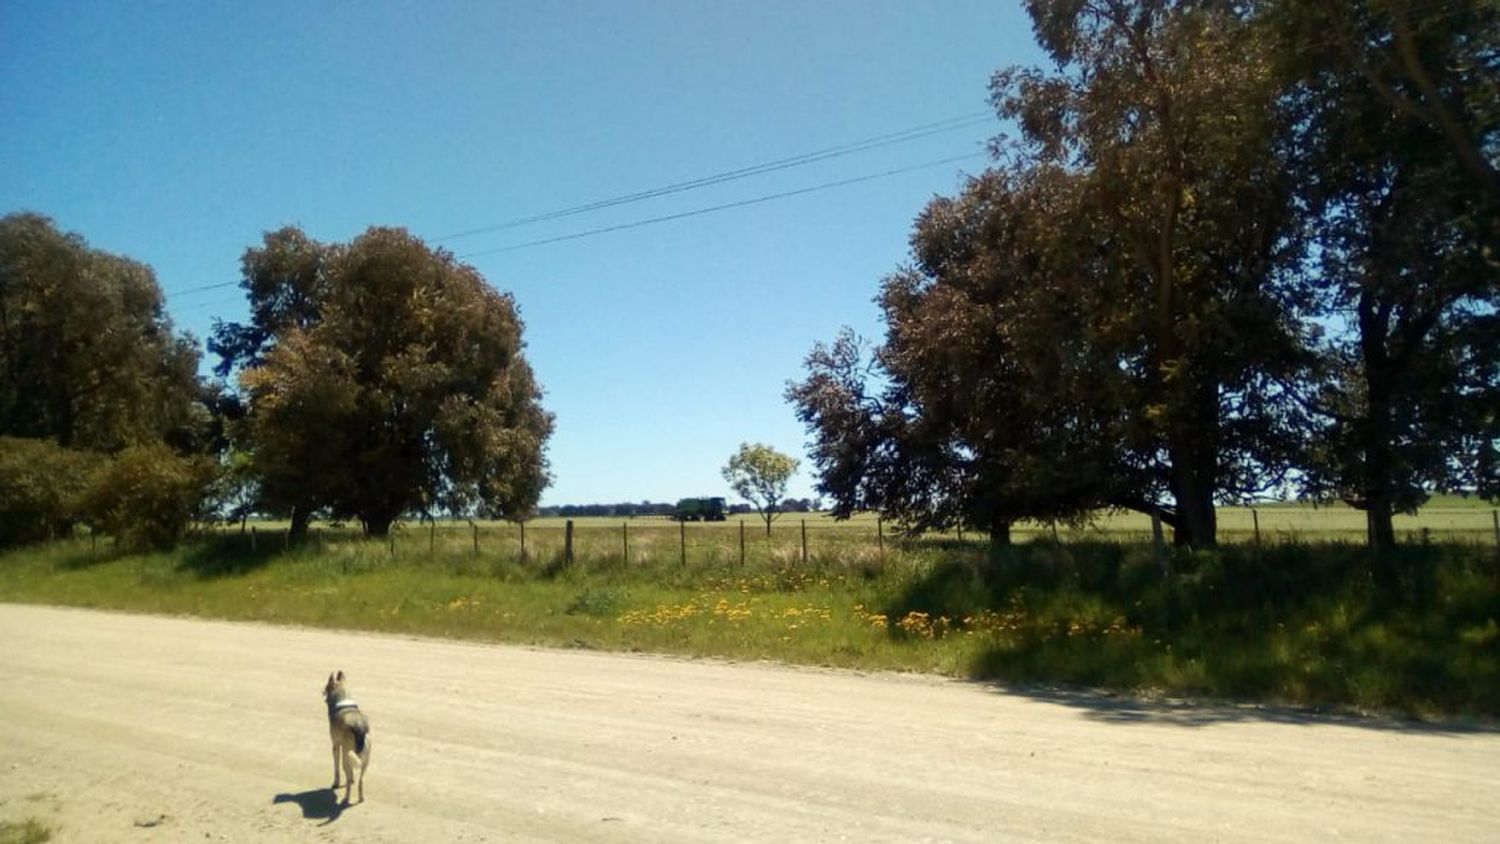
[722,443,799,536]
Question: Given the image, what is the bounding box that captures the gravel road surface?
[0,603,1494,842]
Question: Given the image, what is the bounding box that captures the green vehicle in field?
[673,497,727,522]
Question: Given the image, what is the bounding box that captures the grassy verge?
[2,532,1496,717]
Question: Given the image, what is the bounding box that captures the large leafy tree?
[790,166,1122,544]
[218,226,553,537]
[0,213,204,452]
[988,0,1311,548]
[1271,0,1500,547]
[793,1,1309,548]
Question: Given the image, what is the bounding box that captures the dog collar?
[333,699,359,711]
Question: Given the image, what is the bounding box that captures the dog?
[323,670,371,804]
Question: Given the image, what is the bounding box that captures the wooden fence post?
[877,517,884,558]
[519,520,527,561]
[1492,510,1498,557]
[1252,508,1262,547]
[429,520,436,556]
[679,519,687,567]
[564,519,574,566]
[801,519,808,565]
[472,521,480,557]
[250,527,257,553]
[739,519,746,567]
[622,521,629,563]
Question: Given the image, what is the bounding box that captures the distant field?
[229,498,1500,550]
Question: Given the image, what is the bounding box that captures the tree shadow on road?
[273,788,348,826]
[969,680,1499,735]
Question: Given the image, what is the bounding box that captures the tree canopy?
[790,0,1499,549]
[0,213,205,453]
[216,226,553,536]
[722,443,800,535]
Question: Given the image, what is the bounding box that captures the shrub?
[81,443,216,551]
[0,436,102,548]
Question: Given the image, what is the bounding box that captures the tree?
[722,443,799,536]
[988,0,1310,547]
[789,166,1122,544]
[794,1,1310,548]
[1269,0,1500,547]
[218,226,553,537]
[0,213,205,452]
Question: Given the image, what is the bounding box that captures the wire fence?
[209,508,1500,570]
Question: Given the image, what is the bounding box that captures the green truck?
[673,497,728,522]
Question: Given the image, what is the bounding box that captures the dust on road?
[0,604,1494,842]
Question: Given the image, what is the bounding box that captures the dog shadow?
[272,788,351,825]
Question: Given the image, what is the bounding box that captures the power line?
[435,111,993,241]
[168,280,240,298]
[460,151,986,258]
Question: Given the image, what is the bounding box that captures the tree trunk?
[989,520,1012,547]
[289,506,311,542]
[1359,294,1398,550]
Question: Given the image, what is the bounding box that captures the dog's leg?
[330,734,342,789]
[357,744,369,803]
[341,749,355,804]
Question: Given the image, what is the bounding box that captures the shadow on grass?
[883,541,1500,726]
[176,534,281,578]
[272,788,346,826]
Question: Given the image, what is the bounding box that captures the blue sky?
[1,0,1040,506]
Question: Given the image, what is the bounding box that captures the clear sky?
[1,0,1040,506]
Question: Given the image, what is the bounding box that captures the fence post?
[739,519,746,567]
[429,520,436,556]
[679,519,687,567]
[519,520,527,561]
[388,529,395,557]
[622,521,629,563]
[877,517,884,558]
[1252,508,1262,547]
[957,524,964,543]
[801,519,808,565]
[1492,510,1498,557]
[250,527,257,553]
[472,521,480,557]
[564,519,574,565]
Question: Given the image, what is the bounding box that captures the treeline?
[535,498,820,519]
[0,215,552,550]
[789,0,1498,551]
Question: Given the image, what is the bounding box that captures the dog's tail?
[351,718,369,755]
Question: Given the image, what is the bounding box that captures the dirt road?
[0,604,1494,842]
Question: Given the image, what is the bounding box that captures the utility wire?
[166,112,994,300]
[460,151,985,258]
[436,111,993,241]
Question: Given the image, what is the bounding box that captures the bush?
[81,443,216,551]
[0,436,102,548]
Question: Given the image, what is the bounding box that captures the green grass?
[2,522,1497,718]
[0,819,52,844]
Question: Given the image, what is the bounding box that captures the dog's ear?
[336,670,345,681]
